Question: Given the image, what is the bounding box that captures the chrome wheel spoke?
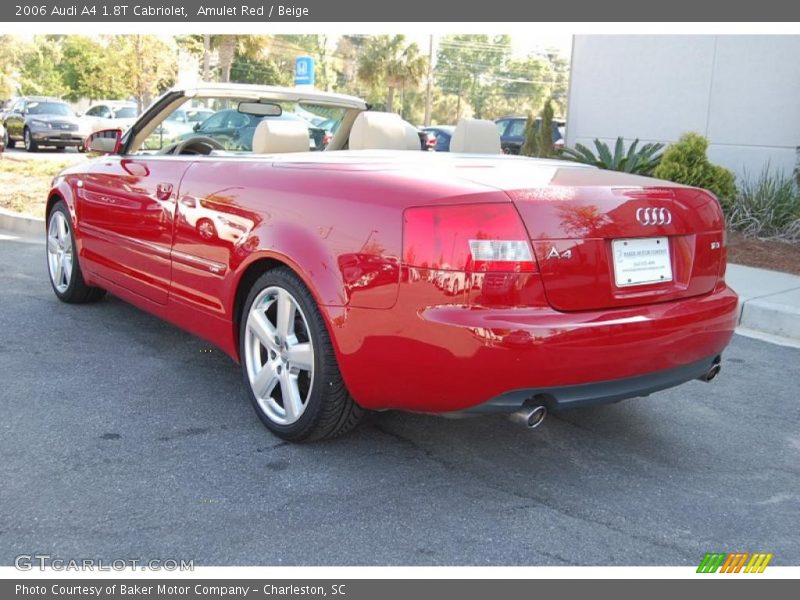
[57,213,68,242]
[54,257,64,288]
[47,236,59,254]
[275,289,296,340]
[287,342,313,372]
[252,362,279,397]
[62,254,72,286]
[247,309,278,351]
[280,370,303,421]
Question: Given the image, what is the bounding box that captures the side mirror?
[86,128,123,154]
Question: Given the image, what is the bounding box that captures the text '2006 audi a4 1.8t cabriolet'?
[45,83,738,441]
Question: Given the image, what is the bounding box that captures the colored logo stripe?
[697,552,773,573]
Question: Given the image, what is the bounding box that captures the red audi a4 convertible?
[45,84,738,441]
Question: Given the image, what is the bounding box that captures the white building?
[565,35,800,179]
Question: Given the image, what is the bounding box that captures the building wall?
[566,35,800,179]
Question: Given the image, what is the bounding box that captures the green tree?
[110,35,177,111]
[18,37,68,97]
[0,35,23,99]
[358,35,428,114]
[434,34,511,120]
[59,36,126,101]
[229,55,292,86]
[521,98,555,158]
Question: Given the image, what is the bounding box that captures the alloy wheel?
[47,211,73,294]
[244,286,315,426]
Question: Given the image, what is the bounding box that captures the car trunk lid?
[504,168,726,311]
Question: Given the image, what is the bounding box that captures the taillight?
[322,132,333,146]
[403,203,537,273]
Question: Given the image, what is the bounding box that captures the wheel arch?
[229,252,345,364]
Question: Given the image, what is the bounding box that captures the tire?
[2,127,12,149]
[23,127,37,152]
[46,201,106,304]
[239,267,364,442]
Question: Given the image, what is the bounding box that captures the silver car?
[3,97,88,152]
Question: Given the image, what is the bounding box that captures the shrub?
[521,98,556,158]
[561,137,664,175]
[652,133,737,210]
[727,166,800,242]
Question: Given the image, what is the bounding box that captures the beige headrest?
[349,112,412,150]
[449,119,502,154]
[401,120,422,150]
[252,118,309,154]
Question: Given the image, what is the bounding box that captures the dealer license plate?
[612,237,672,287]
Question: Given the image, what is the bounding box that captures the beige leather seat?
[449,118,502,154]
[350,111,417,150]
[252,119,310,154]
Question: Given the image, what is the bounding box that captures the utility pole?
[202,34,211,82]
[456,78,463,122]
[423,34,434,126]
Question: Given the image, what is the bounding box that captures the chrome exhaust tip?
[699,362,722,382]
[509,405,547,430]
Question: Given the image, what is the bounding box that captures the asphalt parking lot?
[1,233,798,566]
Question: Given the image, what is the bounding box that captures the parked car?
[45,83,737,442]
[417,128,436,151]
[81,101,138,134]
[0,123,5,153]
[185,107,215,126]
[177,109,328,151]
[495,116,566,154]
[3,96,88,152]
[422,125,455,152]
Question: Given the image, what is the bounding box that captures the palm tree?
[358,35,428,114]
[387,42,427,117]
[204,35,270,83]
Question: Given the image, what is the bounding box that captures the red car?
[45,84,738,441]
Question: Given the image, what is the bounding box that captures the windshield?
[27,102,74,117]
[113,106,137,119]
[138,97,346,154]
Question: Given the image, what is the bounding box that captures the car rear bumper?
[329,280,739,413]
[467,354,721,413]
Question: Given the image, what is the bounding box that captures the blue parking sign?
[295,56,315,86]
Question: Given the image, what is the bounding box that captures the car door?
[6,100,26,139]
[77,155,194,305]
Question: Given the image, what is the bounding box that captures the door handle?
[156,183,173,201]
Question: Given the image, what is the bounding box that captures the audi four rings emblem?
[636,207,672,226]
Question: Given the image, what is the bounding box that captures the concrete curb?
[727,264,800,342]
[0,207,43,237]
